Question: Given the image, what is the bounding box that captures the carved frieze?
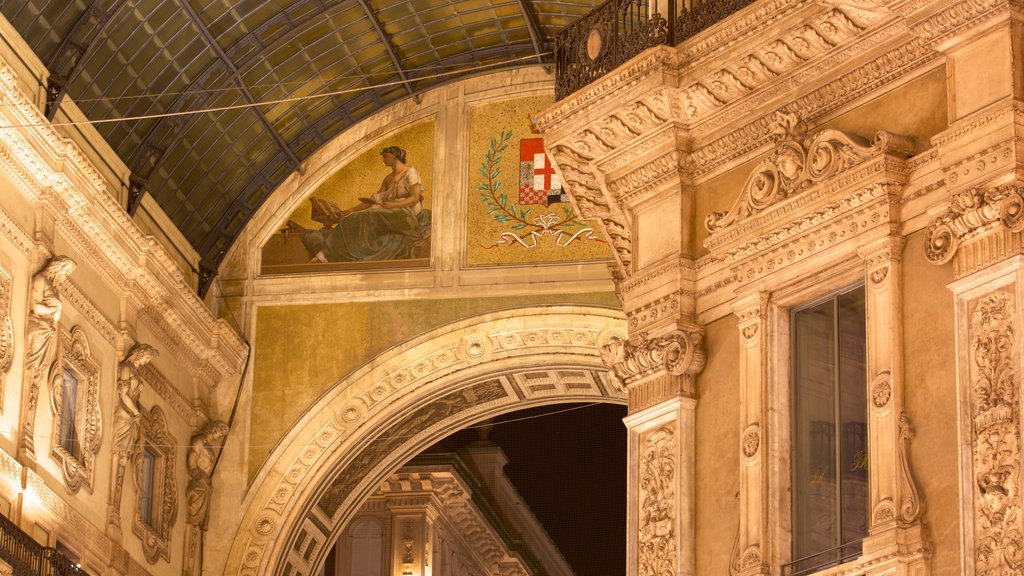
[50,326,101,494]
[600,330,706,390]
[924,184,1024,268]
[639,424,677,576]
[968,291,1024,573]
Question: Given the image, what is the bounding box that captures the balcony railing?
[554,0,757,99]
[0,514,86,576]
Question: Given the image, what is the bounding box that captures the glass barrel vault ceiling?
[0,0,598,278]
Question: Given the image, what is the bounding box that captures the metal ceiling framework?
[0,0,598,292]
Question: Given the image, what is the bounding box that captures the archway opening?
[318,402,627,576]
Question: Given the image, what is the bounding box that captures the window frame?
[764,260,867,575]
[132,405,177,564]
[50,325,101,494]
[786,284,869,575]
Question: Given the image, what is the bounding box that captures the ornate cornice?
[692,38,933,179]
[923,183,1024,265]
[0,63,246,386]
[680,6,874,123]
[908,0,1011,48]
[537,47,680,135]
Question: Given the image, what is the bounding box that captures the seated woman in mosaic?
[288,146,431,262]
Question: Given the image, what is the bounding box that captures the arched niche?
[224,306,626,576]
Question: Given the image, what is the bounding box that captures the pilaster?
[946,257,1024,574]
[729,292,771,576]
[858,237,929,573]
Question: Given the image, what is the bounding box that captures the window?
[139,448,157,527]
[132,405,176,564]
[790,286,868,575]
[51,326,100,494]
[59,368,79,458]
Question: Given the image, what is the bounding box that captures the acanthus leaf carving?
[969,291,1024,573]
[600,329,706,389]
[924,184,1024,265]
[705,112,907,233]
[639,424,677,576]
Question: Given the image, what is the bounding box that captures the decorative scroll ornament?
[924,184,1024,265]
[705,111,891,232]
[599,329,706,389]
[896,412,922,525]
[639,424,676,576]
[970,291,1024,573]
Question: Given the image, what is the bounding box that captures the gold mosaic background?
[250,291,621,479]
[466,96,611,266]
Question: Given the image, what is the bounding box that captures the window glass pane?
[838,289,868,548]
[61,369,78,457]
[793,298,837,564]
[791,286,867,573]
[140,449,156,526]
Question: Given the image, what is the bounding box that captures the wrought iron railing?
[554,0,757,99]
[0,514,87,576]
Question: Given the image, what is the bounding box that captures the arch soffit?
[228,305,626,575]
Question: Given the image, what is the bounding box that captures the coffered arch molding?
[225,306,627,576]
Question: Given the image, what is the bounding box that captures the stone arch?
[225,306,626,576]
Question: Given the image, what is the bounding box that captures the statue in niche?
[107,343,157,534]
[19,255,76,461]
[186,420,229,530]
[285,146,431,262]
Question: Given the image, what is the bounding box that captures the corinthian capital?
[600,329,705,390]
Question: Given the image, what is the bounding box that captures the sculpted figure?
[19,256,76,457]
[186,420,229,530]
[107,343,157,529]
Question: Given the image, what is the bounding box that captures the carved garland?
[133,406,178,564]
[969,291,1024,573]
[639,424,677,576]
[924,184,1024,265]
[50,326,102,494]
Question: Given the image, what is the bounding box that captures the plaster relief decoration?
[702,112,910,285]
[107,343,157,538]
[184,420,229,576]
[19,255,76,462]
[50,326,101,494]
[133,405,178,564]
[924,184,1024,268]
[600,329,706,390]
[968,291,1024,573]
[262,121,434,273]
[467,96,609,265]
[705,112,892,232]
[639,423,677,576]
[0,268,12,378]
